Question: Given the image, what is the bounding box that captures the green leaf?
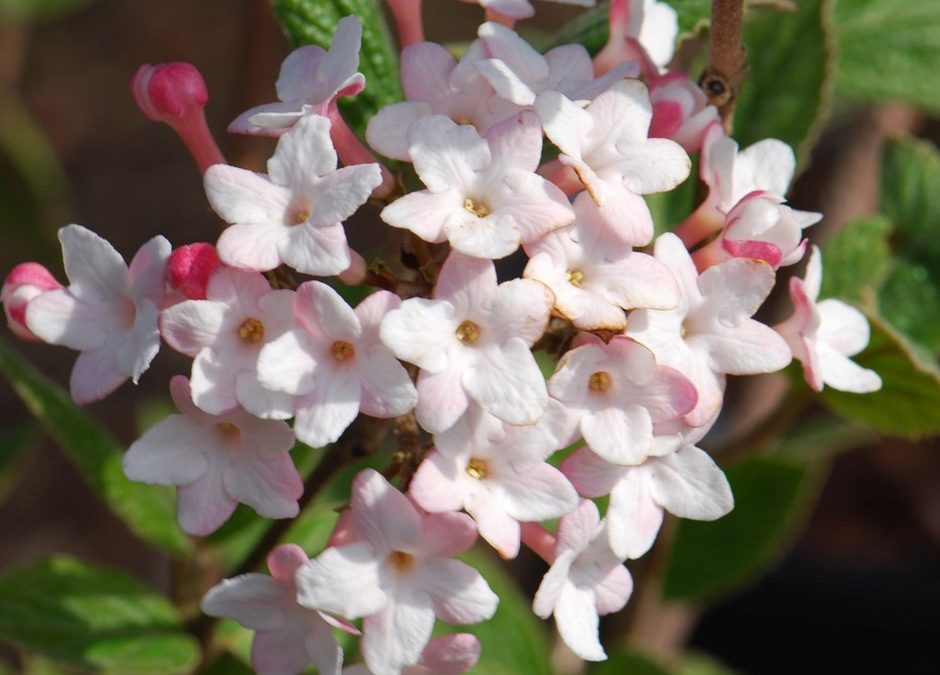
[662,456,825,600]
[590,648,671,675]
[818,215,892,305]
[0,0,96,21]
[733,0,835,162]
[201,651,255,675]
[0,556,200,674]
[270,0,402,133]
[878,260,940,353]
[821,314,940,437]
[835,0,940,110]
[0,339,190,556]
[447,547,553,675]
[0,421,39,504]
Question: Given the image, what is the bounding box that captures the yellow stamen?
[215,422,240,438]
[388,550,415,573]
[566,269,584,287]
[589,371,612,392]
[463,198,490,218]
[238,317,265,342]
[331,340,355,362]
[456,320,481,344]
[466,458,488,480]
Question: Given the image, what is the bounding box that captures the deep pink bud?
[166,243,221,300]
[132,63,225,173]
[2,262,62,341]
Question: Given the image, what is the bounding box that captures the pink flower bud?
[166,243,221,300]
[2,262,62,341]
[132,63,225,173]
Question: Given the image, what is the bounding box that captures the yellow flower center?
[388,550,415,573]
[589,371,612,392]
[566,269,584,287]
[456,320,481,344]
[331,340,355,362]
[215,422,240,438]
[238,317,265,342]
[463,198,490,218]
[289,201,312,225]
[466,457,488,480]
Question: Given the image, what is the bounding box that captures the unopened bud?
[2,262,62,341]
[132,63,225,173]
[167,243,221,300]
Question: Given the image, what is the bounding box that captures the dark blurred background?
[0,1,938,673]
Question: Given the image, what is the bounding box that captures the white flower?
[774,246,882,393]
[25,225,169,404]
[207,114,380,276]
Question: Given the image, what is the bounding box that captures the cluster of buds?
[2,0,882,673]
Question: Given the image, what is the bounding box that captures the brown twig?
[701,0,748,130]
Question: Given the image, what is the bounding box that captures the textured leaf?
[818,215,892,305]
[662,456,825,600]
[821,314,940,437]
[733,0,835,163]
[0,557,200,674]
[271,0,402,133]
[0,339,190,556]
[836,0,940,110]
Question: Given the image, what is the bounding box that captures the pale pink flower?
[343,634,481,675]
[366,40,516,161]
[380,252,554,432]
[2,262,62,341]
[562,443,733,559]
[627,233,792,426]
[229,16,365,135]
[475,22,635,108]
[523,191,678,330]
[548,333,698,465]
[594,0,678,75]
[693,191,819,270]
[295,469,498,675]
[25,225,169,405]
[123,376,300,535]
[648,72,719,153]
[381,112,573,259]
[257,282,418,448]
[535,79,690,207]
[159,266,295,418]
[532,500,633,662]
[410,401,578,559]
[206,114,380,277]
[774,246,881,393]
[202,545,352,675]
[459,0,595,21]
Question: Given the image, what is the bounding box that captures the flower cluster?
[2,1,882,673]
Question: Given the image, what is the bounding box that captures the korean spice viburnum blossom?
[380,251,554,433]
[474,22,634,108]
[159,266,295,417]
[562,442,733,559]
[123,376,300,535]
[206,113,380,276]
[343,634,481,675]
[693,191,820,271]
[381,112,573,259]
[295,469,499,675]
[2,262,62,341]
[531,499,633,661]
[24,225,169,404]
[774,246,882,393]
[256,281,417,448]
[524,191,679,330]
[366,41,516,161]
[202,545,353,675]
[548,333,698,465]
[228,15,364,135]
[410,401,578,559]
[627,233,792,426]
[535,79,691,207]
[594,0,679,74]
